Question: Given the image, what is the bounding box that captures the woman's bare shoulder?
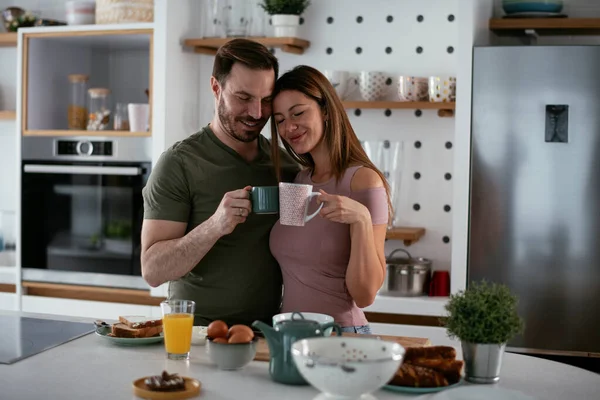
[350,166,384,191]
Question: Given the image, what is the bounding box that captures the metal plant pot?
[461,342,506,384]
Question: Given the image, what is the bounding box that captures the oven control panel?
[56,140,113,156]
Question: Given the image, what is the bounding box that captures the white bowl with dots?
[291,337,405,399]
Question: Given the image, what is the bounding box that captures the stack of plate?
[502,0,565,17]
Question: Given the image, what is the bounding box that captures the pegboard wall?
[197,0,459,272]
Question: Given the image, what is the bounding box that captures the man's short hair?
[212,39,279,87]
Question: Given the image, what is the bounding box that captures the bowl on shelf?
[502,0,563,15]
[291,337,405,399]
[205,336,258,370]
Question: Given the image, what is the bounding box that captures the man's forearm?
[142,218,222,287]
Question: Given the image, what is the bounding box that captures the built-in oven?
[21,136,151,286]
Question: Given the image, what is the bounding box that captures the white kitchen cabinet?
[0,292,17,311]
[20,24,153,136]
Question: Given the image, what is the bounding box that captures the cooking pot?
[380,249,432,297]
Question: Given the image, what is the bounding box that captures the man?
[141,39,299,327]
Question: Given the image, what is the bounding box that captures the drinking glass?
[382,141,404,227]
[160,299,195,360]
[223,0,250,37]
[202,0,225,38]
[361,140,384,171]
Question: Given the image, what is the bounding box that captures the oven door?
[21,161,150,276]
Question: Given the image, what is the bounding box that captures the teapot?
[252,312,342,385]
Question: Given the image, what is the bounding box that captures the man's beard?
[218,99,264,143]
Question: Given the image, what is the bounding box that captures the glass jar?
[113,103,129,131]
[87,88,111,131]
[68,74,89,130]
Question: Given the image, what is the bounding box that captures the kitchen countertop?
[1,311,598,400]
[365,295,449,316]
[1,269,449,317]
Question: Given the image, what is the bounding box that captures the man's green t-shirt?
[142,125,299,326]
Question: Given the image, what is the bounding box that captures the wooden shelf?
[184,37,310,55]
[23,130,151,137]
[0,110,16,120]
[490,18,600,35]
[342,101,455,117]
[386,227,426,246]
[0,32,17,47]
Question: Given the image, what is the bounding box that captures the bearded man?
[141,39,299,326]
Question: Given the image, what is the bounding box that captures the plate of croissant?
[383,345,464,394]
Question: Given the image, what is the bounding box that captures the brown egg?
[228,324,254,340]
[212,337,228,344]
[207,320,229,339]
[228,331,253,344]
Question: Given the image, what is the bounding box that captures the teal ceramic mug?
[251,186,279,214]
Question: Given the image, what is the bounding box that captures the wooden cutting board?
[253,332,431,362]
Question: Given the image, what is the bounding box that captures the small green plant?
[259,0,311,15]
[444,280,524,344]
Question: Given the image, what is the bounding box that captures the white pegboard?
[197,0,459,272]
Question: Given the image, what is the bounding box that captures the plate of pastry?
[94,315,164,346]
[191,326,208,346]
[133,370,201,400]
[383,345,464,394]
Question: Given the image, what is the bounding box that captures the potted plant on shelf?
[444,280,524,384]
[259,0,310,38]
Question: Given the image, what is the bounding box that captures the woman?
[269,65,391,334]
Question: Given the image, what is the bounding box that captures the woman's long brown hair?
[269,65,393,218]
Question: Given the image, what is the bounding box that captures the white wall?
[0,0,74,245]
[0,32,18,240]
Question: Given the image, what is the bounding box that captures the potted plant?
[259,0,310,38]
[444,280,524,384]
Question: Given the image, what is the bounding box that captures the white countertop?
[0,311,598,400]
[1,268,448,316]
[365,295,449,316]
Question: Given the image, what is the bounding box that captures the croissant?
[407,358,464,384]
[388,363,449,388]
[404,346,457,362]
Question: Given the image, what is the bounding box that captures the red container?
[429,270,450,296]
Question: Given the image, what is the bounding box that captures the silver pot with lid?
[380,248,432,297]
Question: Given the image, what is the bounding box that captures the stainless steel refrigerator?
[469,46,600,358]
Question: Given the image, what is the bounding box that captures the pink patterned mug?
[279,183,324,227]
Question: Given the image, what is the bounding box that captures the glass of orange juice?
[160,299,195,360]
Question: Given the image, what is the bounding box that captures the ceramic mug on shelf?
[428,76,456,103]
[279,183,323,226]
[324,70,356,100]
[398,76,429,102]
[358,71,387,102]
[128,103,150,132]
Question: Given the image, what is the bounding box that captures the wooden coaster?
[132,377,201,399]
